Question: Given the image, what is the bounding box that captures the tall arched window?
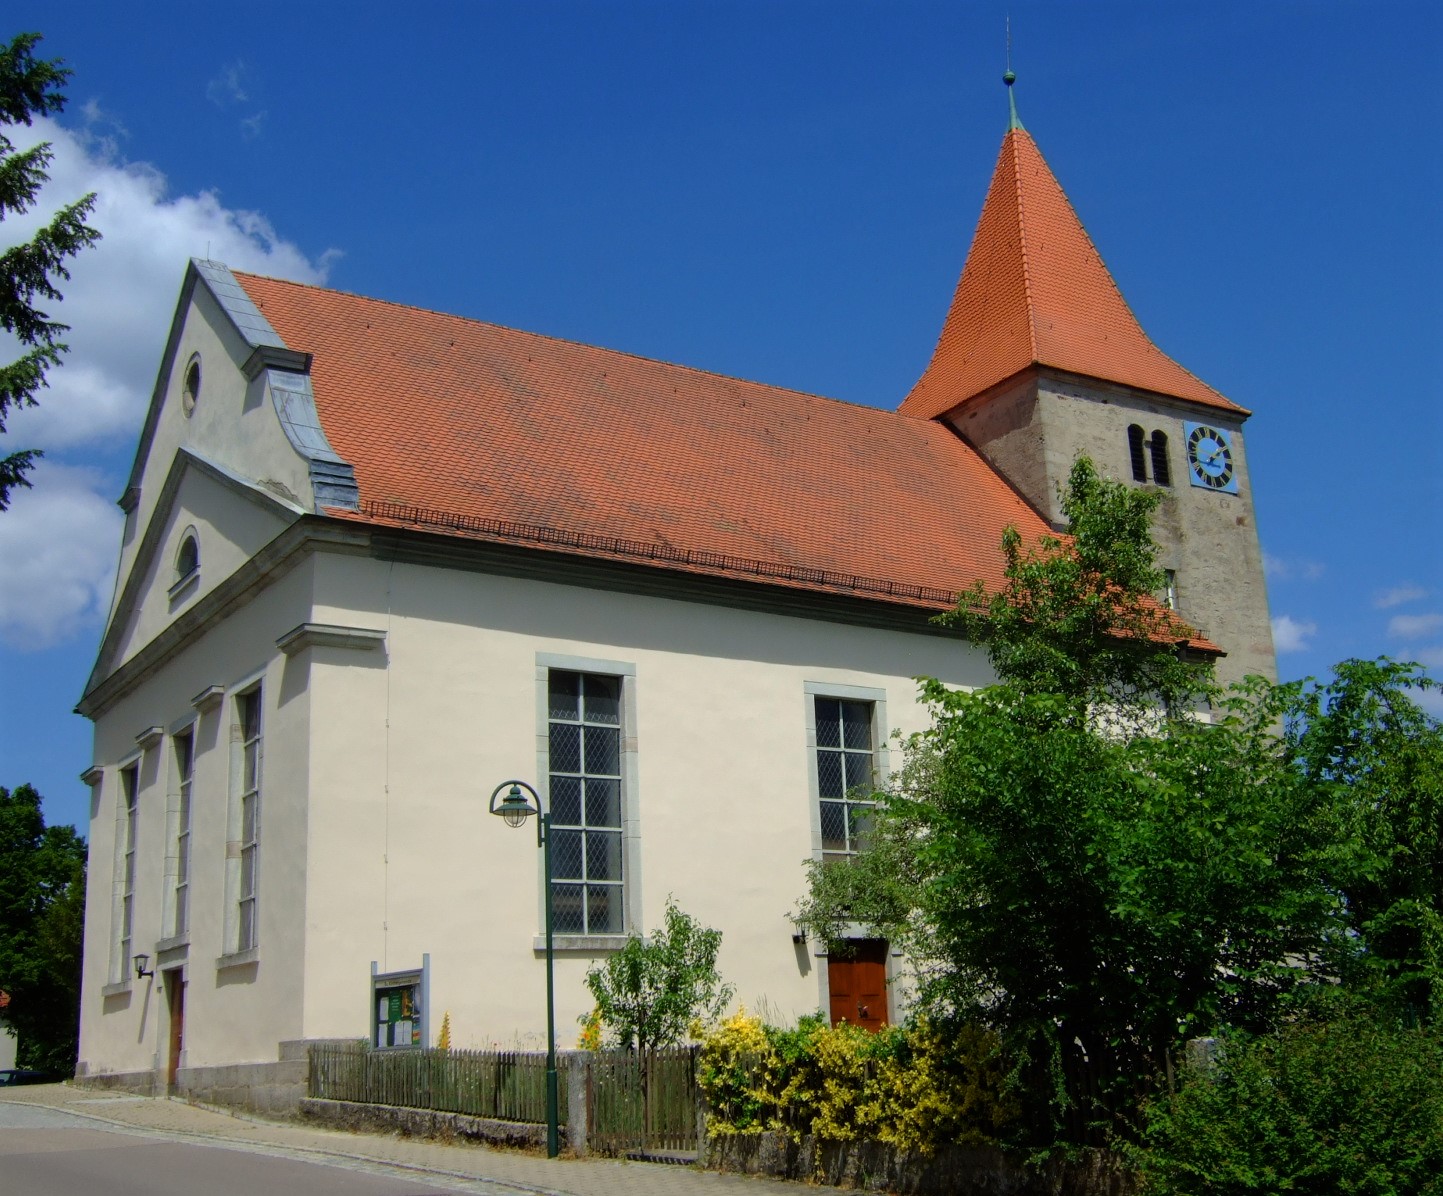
[1127,425,1148,482]
[1149,431,1172,487]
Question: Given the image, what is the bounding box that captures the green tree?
[945,456,1212,718]
[797,459,1347,1148]
[1,31,101,510]
[1289,659,1443,1017]
[582,898,734,1055]
[0,783,87,1073]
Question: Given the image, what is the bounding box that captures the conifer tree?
[0,31,101,510]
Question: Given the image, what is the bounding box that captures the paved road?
[0,1086,800,1196]
[0,1101,520,1195]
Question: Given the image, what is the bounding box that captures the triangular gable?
[87,449,303,692]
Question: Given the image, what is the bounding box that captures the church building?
[74,83,1274,1111]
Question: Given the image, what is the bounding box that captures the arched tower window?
[1127,425,1148,482]
[176,534,199,582]
[1149,431,1172,487]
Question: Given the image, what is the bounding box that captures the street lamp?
[488,779,559,1159]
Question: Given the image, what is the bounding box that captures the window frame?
[161,724,196,945]
[110,760,142,987]
[219,672,265,968]
[534,653,639,949]
[804,682,889,865]
[236,687,262,953]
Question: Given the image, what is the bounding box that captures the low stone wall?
[705,1132,1136,1196]
[300,1097,549,1151]
[75,1038,351,1119]
[173,1040,309,1118]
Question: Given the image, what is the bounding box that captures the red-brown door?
[164,970,185,1089]
[827,939,888,1031]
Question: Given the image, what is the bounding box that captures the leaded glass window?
[815,697,875,862]
[172,730,193,938]
[119,765,138,973]
[237,689,262,951]
[548,671,623,935]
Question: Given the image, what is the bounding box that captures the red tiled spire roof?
[900,127,1245,420]
[234,273,1060,610]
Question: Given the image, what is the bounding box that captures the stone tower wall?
[944,369,1277,690]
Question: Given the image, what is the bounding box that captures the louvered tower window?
[1149,431,1172,487]
[1127,425,1148,482]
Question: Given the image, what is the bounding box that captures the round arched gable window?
[176,533,199,582]
[181,354,202,417]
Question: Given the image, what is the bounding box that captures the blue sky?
[2,1,1440,836]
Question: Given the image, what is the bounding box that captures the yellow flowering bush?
[698,1011,1017,1153]
[577,1004,603,1051]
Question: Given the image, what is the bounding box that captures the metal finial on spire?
[1003,16,1024,131]
[1003,69,1024,132]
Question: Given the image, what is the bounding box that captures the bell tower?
[900,76,1275,687]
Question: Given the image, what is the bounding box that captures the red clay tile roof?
[900,128,1246,420]
[235,273,1060,610]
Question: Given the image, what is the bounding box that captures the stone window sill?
[533,934,630,954]
[216,946,259,970]
[100,980,131,997]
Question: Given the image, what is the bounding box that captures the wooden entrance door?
[164,970,185,1089]
[827,939,888,1030]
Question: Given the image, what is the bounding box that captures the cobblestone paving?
[0,1084,801,1196]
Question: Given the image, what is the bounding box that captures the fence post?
[693,1046,708,1166]
[563,1050,591,1157]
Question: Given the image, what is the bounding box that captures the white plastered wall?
[109,283,313,647]
[299,551,994,1051]
[108,465,294,668]
[78,558,316,1078]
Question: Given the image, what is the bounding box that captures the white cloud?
[1271,614,1317,654]
[206,62,250,107]
[1388,613,1443,640]
[1375,583,1428,609]
[0,113,338,647]
[1263,554,1324,582]
[0,462,123,650]
[2,114,336,453]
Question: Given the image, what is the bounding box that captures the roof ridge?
[1009,130,1041,365]
[234,268,887,420]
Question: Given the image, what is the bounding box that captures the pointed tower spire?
[899,114,1243,420]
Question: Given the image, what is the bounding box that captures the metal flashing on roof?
[243,344,312,380]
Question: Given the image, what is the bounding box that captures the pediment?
[88,449,303,688]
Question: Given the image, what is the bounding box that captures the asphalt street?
[0,1102,536,1196]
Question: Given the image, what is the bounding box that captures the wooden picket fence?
[586,1046,700,1156]
[309,1041,566,1126]
[307,1042,702,1155]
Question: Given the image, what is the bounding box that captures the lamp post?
[488,779,559,1158]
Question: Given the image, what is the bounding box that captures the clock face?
[1184,422,1239,494]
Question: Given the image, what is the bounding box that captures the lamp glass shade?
[133,953,150,977]
[495,785,535,828]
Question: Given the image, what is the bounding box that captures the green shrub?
[1136,1008,1443,1194]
